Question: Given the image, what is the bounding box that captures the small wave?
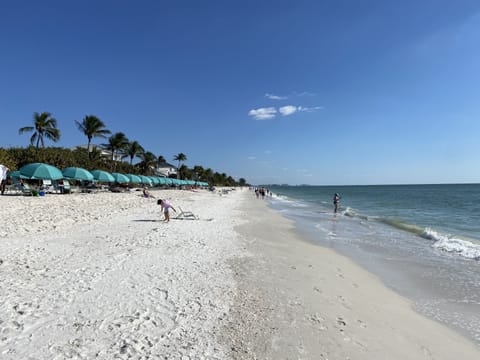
[424,228,480,260]
[377,218,425,236]
[271,194,308,208]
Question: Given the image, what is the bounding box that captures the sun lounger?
[174,207,199,220]
[12,178,33,196]
[19,183,33,196]
[41,179,52,193]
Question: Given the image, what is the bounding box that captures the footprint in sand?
[336,295,352,310]
[337,317,347,327]
[357,319,367,329]
[309,314,329,331]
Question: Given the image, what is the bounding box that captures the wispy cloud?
[249,103,323,120]
[248,107,277,120]
[265,93,287,100]
[247,156,256,160]
[295,91,317,97]
[298,106,324,112]
[279,105,324,116]
[279,105,298,116]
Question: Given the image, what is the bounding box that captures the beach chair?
[4,183,20,194]
[12,178,33,196]
[174,207,199,220]
[19,183,33,196]
[54,180,71,194]
[41,179,52,193]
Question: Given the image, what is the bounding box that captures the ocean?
[263,184,480,346]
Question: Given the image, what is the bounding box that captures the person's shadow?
[132,219,161,222]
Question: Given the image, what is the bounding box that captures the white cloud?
[248,107,277,120]
[295,91,317,97]
[265,93,287,100]
[247,156,256,160]
[264,150,272,155]
[298,106,324,112]
[279,105,297,116]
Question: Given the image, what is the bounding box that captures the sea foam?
[424,228,480,260]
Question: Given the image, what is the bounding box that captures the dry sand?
[0,188,478,359]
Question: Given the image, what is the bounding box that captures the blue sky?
[1,0,480,185]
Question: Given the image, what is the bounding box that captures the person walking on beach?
[0,164,9,195]
[333,193,341,214]
[158,199,177,222]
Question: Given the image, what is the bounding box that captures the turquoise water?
[262,184,480,345]
[268,184,480,259]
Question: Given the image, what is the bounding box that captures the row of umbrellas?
[8,162,209,187]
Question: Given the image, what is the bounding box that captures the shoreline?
[225,191,479,359]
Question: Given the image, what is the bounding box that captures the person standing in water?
[333,193,341,213]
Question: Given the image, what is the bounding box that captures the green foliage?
[0,148,16,170]
[1,147,247,187]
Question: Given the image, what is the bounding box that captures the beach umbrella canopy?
[126,174,142,183]
[19,162,63,180]
[148,176,159,185]
[111,172,130,183]
[62,167,94,181]
[7,170,29,179]
[91,169,115,182]
[138,175,152,185]
[144,176,155,185]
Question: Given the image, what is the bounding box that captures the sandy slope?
[222,192,480,359]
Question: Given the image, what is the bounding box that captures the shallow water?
[263,184,480,345]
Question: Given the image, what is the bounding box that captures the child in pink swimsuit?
[159,199,177,222]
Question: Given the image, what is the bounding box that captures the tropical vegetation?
[0,112,247,187]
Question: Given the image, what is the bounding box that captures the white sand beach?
[1,188,479,359]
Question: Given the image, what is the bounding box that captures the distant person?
[158,199,177,222]
[0,164,9,195]
[333,193,341,213]
[143,187,155,198]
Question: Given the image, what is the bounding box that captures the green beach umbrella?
[91,169,115,182]
[111,172,130,183]
[19,162,63,180]
[138,175,152,185]
[126,174,142,183]
[148,176,159,185]
[62,167,94,181]
[7,170,29,179]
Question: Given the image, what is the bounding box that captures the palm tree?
[192,165,204,184]
[138,151,157,175]
[102,132,129,170]
[204,168,214,184]
[157,155,166,165]
[122,140,144,165]
[19,112,61,148]
[75,115,111,159]
[179,164,191,179]
[173,153,187,179]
